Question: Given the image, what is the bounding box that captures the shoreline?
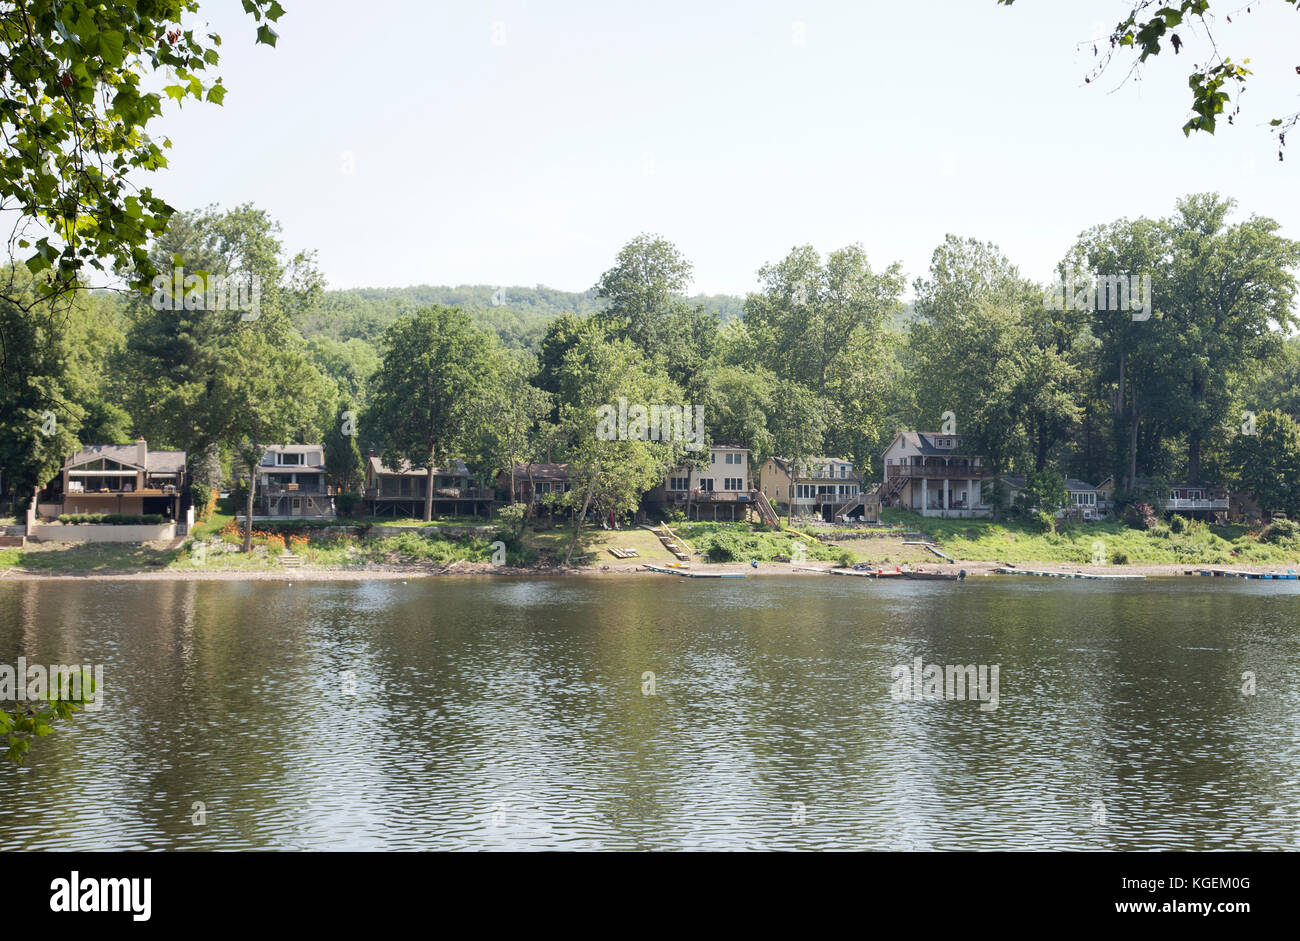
[2,559,1296,581]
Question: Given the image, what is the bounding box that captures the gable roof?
[64,443,186,474]
[505,463,570,481]
[1002,474,1097,492]
[260,444,325,471]
[367,455,469,477]
[766,456,858,478]
[887,431,977,457]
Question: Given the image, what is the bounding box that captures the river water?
[1,575,1297,850]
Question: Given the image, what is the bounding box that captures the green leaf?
[100,30,125,67]
[256,24,279,46]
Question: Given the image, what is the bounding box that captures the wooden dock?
[643,564,746,579]
[1193,568,1299,580]
[995,567,1145,581]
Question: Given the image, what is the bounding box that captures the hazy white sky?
[149,0,1300,297]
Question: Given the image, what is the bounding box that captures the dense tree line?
[5,194,1300,539]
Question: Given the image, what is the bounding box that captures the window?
[536,482,552,494]
[724,478,743,491]
[1074,492,1095,506]
[698,478,715,492]
[279,452,303,466]
[840,465,847,478]
[796,484,814,500]
[669,477,689,491]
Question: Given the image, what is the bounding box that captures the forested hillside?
[295,284,748,350]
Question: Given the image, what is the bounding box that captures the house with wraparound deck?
[880,432,992,518]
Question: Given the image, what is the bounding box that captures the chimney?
[136,437,148,468]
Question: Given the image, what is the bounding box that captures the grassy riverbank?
[877,509,1300,566]
[3,509,1298,578]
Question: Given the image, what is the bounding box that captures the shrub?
[1111,550,1129,565]
[1261,518,1300,544]
[494,502,528,535]
[492,528,522,555]
[334,491,362,517]
[1124,501,1160,531]
[1168,513,1188,533]
[837,549,856,568]
[57,513,166,526]
[190,482,214,521]
[1031,510,1055,534]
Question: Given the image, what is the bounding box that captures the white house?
[881,432,991,518]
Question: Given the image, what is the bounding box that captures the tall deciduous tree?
[1230,409,1300,518]
[1158,194,1300,484]
[365,307,497,522]
[214,328,329,552]
[477,349,551,506]
[551,330,686,564]
[124,204,327,479]
[768,380,827,523]
[323,401,365,494]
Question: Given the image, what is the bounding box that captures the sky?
[146,0,1300,298]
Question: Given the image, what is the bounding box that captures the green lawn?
[879,508,1300,566]
[4,541,182,572]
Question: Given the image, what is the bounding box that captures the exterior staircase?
[754,491,782,529]
[651,524,692,562]
[279,551,302,568]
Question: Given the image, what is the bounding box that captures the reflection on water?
[1,575,1298,850]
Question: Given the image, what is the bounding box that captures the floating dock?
[1193,568,1299,580]
[643,564,746,579]
[995,567,1146,581]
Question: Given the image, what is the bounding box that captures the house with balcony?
[1098,476,1230,521]
[364,455,495,518]
[648,445,755,521]
[256,445,333,518]
[881,432,991,518]
[496,463,573,506]
[758,455,875,522]
[54,439,188,522]
[1160,484,1229,520]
